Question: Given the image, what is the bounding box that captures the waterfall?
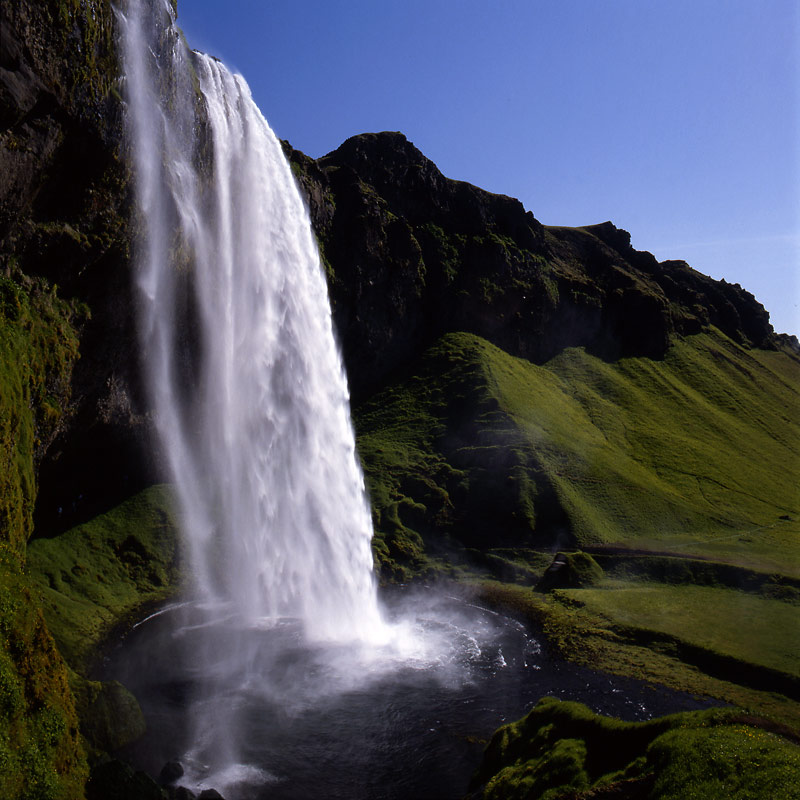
[117,0,385,642]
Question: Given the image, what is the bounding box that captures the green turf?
[26,485,181,672]
[474,578,800,730]
[560,582,800,679]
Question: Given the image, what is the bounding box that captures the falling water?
[117,0,384,642]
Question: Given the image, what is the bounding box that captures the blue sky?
[177,0,799,336]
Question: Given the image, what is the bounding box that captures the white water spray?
[117,0,384,642]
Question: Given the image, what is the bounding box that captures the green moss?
[0,274,86,797]
[26,485,181,672]
[0,276,81,556]
[416,222,463,283]
[471,698,800,800]
[648,723,800,799]
[54,0,120,111]
[0,568,87,800]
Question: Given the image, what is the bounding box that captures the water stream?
[118,0,382,642]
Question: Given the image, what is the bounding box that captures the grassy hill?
[356,327,800,576]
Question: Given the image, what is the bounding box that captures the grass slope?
[26,485,181,673]
[356,328,800,576]
[357,326,800,735]
[556,582,800,688]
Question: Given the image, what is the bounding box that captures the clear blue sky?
[177,0,799,336]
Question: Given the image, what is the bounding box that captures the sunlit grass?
[562,583,800,678]
[473,580,800,731]
[26,485,180,672]
[356,327,800,576]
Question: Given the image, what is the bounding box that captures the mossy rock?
[470,697,800,800]
[73,678,145,754]
[535,551,604,593]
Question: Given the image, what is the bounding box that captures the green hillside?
[357,328,800,577]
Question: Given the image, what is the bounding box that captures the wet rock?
[167,787,197,800]
[197,790,226,800]
[86,758,168,800]
[159,759,185,784]
[77,679,146,752]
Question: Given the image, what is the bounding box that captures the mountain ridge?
[284,131,788,404]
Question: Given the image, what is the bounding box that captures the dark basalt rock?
[168,788,197,800]
[159,760,185,785]
[197,790,226,800]
[1,0,160,538]
[87,758,169,800]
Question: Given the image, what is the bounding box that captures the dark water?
[100,590,714,800]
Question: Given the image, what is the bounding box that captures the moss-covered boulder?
[73,679,145,754]
[469,697,800,800]
[535,552,603,593]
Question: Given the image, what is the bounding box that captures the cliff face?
[284,133,797,579]
[1,0,156,541]
[285,132,777,401]
[0,2,141,795]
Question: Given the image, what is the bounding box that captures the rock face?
[1,0,154,539]
[0,2,143,796]
[285,132,777,400]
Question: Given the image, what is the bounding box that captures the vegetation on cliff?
[353,329,798,579]
[0,272,87,798]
